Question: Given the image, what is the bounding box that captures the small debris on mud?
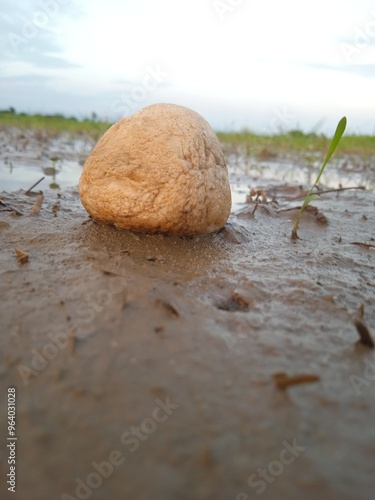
[25,176,45,195]
[280,204,328,225]
[14,247,29,264]
[216,294,250,312]
[353,305,374,348]
[31,192,44,215]
[246,188,268,204]
[0,199,23,216]
[351,241,375,249]
[273,372,320,390]
[156,299,180,318]
[232,288,253,307]
[146,255,158,262]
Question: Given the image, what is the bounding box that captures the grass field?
[1,108,375,157]
[217,130,375,158]
[0,109,111,140]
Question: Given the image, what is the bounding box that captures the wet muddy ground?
[1,128,375,500]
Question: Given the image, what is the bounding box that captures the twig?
[279,205,319,214]
[312,185,366,195]
[351,242,375,249]
[286,185,366,201]
[31,192,44,215]
[273,372,320,390]
[25,176,45,195]
[0,200,24,216]
[251,203,259,215]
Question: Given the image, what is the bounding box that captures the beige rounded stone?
[79,103,231,236]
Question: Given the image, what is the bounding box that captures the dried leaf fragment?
[31,192,44,215]
[15,247,29,264]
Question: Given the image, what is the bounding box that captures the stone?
[79,103,231,236]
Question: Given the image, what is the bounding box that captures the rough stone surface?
[79,103,231,235]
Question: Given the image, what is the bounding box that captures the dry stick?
[315,185,366,195]
[286,185,366,200]
[25,176,45,195]
[351,242,375,249]
[258,204,277,215]
[31,192,44,215]
[273,373,320,389]
[0,200,24,216]
[278,205,317,214]
[273,372,320,390]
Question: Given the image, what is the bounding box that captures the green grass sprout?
[291,116,347,240]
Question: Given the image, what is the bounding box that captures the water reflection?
[228,153,375,193]
[0,129,91,192]
[43,157,61,189]
[0,157,82,192]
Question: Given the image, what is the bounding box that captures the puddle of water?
[0,158,82,192]
[1,132,373,214]
[229,156,375,211]
[0,129,93,193]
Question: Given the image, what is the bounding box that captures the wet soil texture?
[0,130,375,500]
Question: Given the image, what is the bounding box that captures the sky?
[0,0,375,134]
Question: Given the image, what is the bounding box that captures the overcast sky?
[1,0,374,133]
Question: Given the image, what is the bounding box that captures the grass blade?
[301,194,321,207]
[291,116,347,240]
[314,116,347,185]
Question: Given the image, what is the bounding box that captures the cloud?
[305,62,375,78]
[0,82,117,118]
[0,0,83,70]
[340,64,375,77]
[0,0,374,134]
[0,74,54,84]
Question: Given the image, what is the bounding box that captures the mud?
[1,130,375,500]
